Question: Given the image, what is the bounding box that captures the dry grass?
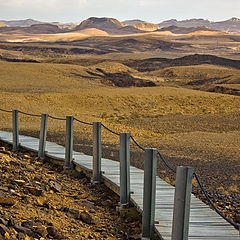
[0,60,240,164]
[141,64,240,85]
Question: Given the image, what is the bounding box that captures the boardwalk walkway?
[0,131,238,240]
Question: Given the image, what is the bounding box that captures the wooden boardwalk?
[0,131,238,240]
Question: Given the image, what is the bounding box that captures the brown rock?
[0,186,8,192]
[129,234,142,240]
[21,221,33,229]
[17,232,25,239]
[0,224,9,236]
[36,197,48,207]
[101,199,112,207]
[25,186,42,196]
[80,211,96,224]
[47,226,63,239]
[16,232,25,239]
[68,208,81,220]
[0,193,15,206]
[26,165,34,172]
[78,200,97,211]
[49,181,61,192]
[14,225,32,235]
[234,214,240,223]
[0,218,7,226]
[32,225,47,237]
[9,160,21,167]
[14,180,26,186]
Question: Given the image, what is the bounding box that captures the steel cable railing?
[157,151,176,173]
[130,135,145,151]
[129,132,237,229]
[0,108,12,113]
[102,123,120,136]
[194,173,239,229]
[74,117,93,126]
[18,110,41,118]
[48,114,66,121]
[0,107,238,229]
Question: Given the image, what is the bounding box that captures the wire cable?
[102,124,120,136]
[48,115,66,121]
[130,135,145,151]
[74,117,93,126]
[18,110,41,118]
[0,108,12,113]
[157,151,176,173]
[194,173,238,229]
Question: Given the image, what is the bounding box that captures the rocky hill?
[0,18,44,27]
[158,17,240,33]
[133,22,159,31]
[122,19,146,25]
[156,25,212,34]
[0,24,63,34]
[0,145,142,239]
[75,17,145,35]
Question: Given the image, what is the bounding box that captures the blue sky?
[1,0,240,23]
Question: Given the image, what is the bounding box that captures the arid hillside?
[0,145,142,239]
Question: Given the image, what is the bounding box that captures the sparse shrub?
[228,184,239,193]
[101,112,108,118]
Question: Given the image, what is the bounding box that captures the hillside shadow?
[85,68,156,87]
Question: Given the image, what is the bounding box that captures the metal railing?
[0,107,238,239]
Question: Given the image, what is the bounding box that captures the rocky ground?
[0,143,146,240]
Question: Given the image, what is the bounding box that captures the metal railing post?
[92,122,102,184]
[64,116,74,169]
[12,110,19,152]
[142,148,157,239]
[38,114,48,158]
[119,133,130,207]
[171,166,193,240]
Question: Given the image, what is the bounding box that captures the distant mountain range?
[158,17,240,33]
[0,17,240,35]
[0,18,79,30]
[1,19,44,27]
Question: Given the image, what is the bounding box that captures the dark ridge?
[207,85,240,96]
[0,55,39,63]
[156,25,213,34]
[86,68,156,87]
[0,44,110,55]
[0,37,186,55]
[0,24,64,34]
[125,54,240,72]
